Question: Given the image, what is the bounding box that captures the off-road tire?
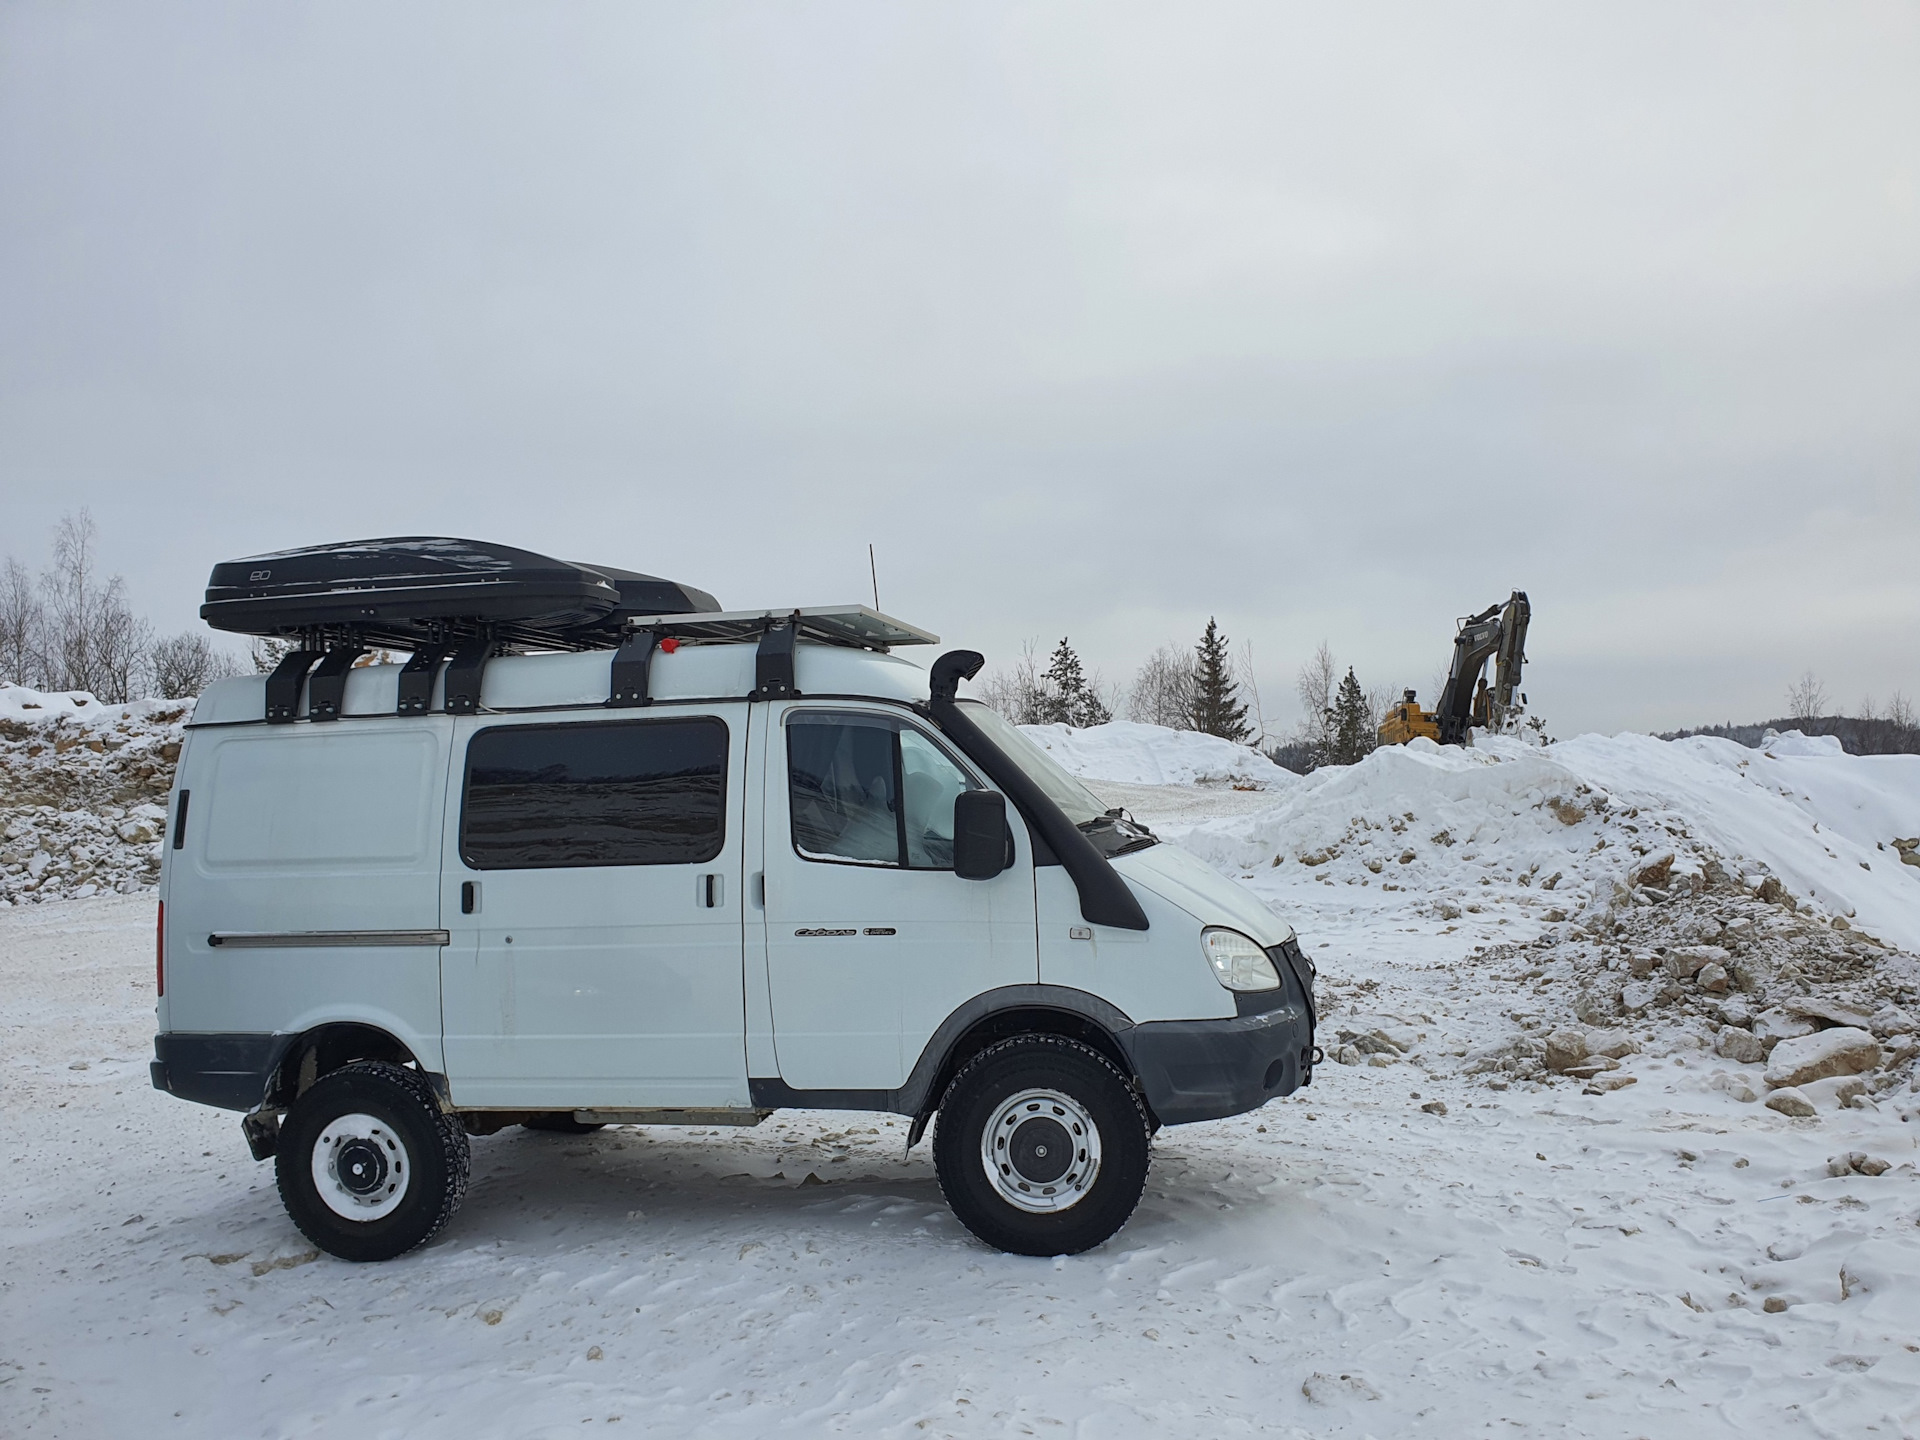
[933,1034,1151,1256]
[276,1061,471,1262]
[522,1114,607,1135]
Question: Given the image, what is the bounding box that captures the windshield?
[958,701,1104,822]
[957,700,1157,856]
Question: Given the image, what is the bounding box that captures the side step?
[573,1108,772,1127]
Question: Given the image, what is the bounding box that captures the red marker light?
[156,900,165,997]
[659,637,680,653]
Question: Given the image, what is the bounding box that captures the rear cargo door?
[440,706,750,1109]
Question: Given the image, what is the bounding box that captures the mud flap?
[241,1110,280,1162]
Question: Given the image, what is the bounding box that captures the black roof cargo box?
[202,537,719,651]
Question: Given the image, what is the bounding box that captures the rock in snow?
[1764,1087,1818,1117]
[1763,1028,1882,1089]
[1714,1027,1770,1064]
[1543,1028,1591,1073]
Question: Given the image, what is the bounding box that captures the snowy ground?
[7,793,1920,1437]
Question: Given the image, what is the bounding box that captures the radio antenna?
[868,544,880,612]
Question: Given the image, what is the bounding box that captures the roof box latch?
[751,616,799,701]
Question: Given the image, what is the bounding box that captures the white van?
[153,546,1315,1261]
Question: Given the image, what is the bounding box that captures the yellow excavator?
[1378,591,1530,747]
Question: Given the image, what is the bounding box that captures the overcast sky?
[4,2,1916,735]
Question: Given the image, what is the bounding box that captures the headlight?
[1202,928,1281,992]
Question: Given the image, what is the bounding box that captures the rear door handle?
[698,873,724,908]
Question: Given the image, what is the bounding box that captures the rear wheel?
[276,1061,470,1262]
[933,1035,1150,1256]
[521,1114,607,1135]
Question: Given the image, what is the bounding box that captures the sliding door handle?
[698,873,725,908]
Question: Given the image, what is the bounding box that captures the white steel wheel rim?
[979,1087,1102,1214]
[311,1112,411,1221]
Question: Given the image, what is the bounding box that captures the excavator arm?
[1433,590,1529,745]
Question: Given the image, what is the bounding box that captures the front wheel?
[933,1035,1150,1256]
[275,1061,471,1262]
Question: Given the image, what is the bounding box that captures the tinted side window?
[788,713,900,866]
[461,718,727,870]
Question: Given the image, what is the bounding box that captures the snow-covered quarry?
[0,685,184,905]
[4,711,1919,1436]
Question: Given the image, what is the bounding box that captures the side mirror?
[952,790,1009,880]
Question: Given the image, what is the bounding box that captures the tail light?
[156,900,165,997]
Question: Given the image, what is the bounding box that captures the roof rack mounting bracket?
[752,616,799,701]
[305,646,366,722]
[264,649,325,724]
[608,627,660,708]
[443,637,495,716]
[396,646,446,715]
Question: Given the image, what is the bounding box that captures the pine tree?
[1041,637,1112,728]
[1327,667,1375,765]
[1190,618,1251,741]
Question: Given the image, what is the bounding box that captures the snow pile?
[1048,727,1920,952]
[0,685,188,904]
[1052,724,1920,1096]
[1019,720,1294,790]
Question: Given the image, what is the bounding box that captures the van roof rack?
[607,607,938,710]
[625,606,938,651]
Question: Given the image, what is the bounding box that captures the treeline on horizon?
[3,513,1915,763]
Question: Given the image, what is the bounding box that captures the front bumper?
[1119,936,1316,1126]
[1120,998,1315,1125]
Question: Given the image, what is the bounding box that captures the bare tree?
[251,636,296,673]
[1294,641,1337,758]
[1889,691,1916,731]
[1126,644,1198,729]
[0,556,44,687]
[1363,682,1424,738]
[151,632,239,699]
[976,640,1050,725]
[1785,670,1828,721]
[39,510,151,702]
[1236,639,1267,746]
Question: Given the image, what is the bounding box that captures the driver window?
[786,712,980,870]
[787,713,900,866]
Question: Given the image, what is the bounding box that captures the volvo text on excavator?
[1377,591,1530,747]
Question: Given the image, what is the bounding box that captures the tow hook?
[241,1110,281,1162]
